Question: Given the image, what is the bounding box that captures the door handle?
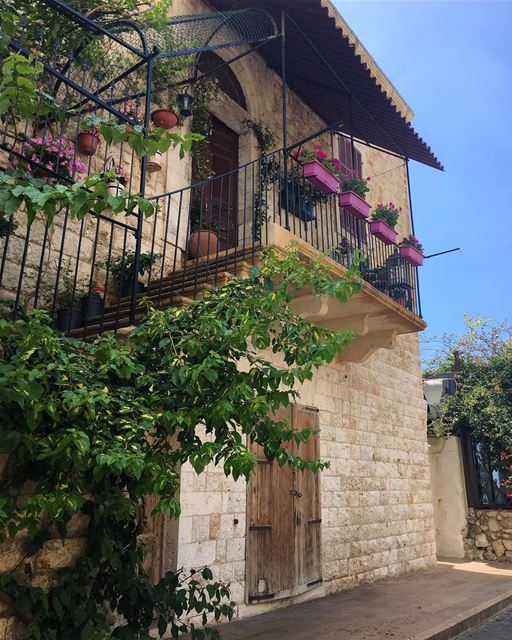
[289,489,302,498]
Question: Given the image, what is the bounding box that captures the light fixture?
[177,91,194,119]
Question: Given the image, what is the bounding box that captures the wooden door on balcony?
[209,117,239,250]
[246,405,322,603]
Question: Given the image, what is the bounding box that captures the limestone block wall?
[176,333,435,619]
[464,509,512,562]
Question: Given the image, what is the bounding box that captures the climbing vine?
[0,246,360,638]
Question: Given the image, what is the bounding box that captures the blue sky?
[335,0,512,352]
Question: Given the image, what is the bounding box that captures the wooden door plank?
[293,405,322,588]
[247,406,295,601]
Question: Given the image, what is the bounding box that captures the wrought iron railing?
[461,430,512,510]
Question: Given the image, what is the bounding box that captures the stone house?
[0,0,443,627]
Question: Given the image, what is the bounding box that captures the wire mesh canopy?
[150,9,279,59]
[23,5,278,114]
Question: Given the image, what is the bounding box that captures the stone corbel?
[336,329,398,364]
[290,294,330,322]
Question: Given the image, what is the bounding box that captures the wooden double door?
[247,405,322,603]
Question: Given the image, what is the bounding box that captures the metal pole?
[349,94,356,171]
[405,158,422,318]
[405,158,415,235]
[130,53,155,325]
[281,11,290,230]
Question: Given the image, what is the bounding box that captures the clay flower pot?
[147,151,163,173]
[188,230,218,259]
[150,109,179,130]
[77,131,100,156]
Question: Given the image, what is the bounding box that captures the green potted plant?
[293,144,341,194]
[339,170,371,218]
[56,269,85,332]
[369,202,401,245]
[14,134,87,179]
[107,251,162,298]
[399,235,424,266]
[279,165,327,223]
[81,283,105,321]
[187,196,218,259]
[389,282,411,308]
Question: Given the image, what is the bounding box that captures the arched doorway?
[195,52,247,250]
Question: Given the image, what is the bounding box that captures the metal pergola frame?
[22,1,425,321]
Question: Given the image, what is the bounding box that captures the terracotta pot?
[77,132,100,156]
[147,151,162,173]
[150,109,179,130]
[188,230,218,259]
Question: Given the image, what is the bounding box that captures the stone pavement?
[459,606,512,639]
[191,561,512,640]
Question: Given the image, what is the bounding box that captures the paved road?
[459,606,512,639]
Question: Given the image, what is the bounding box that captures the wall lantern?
[177,91,194,119]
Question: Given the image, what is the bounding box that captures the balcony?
[0,2,429,364]
[0,141,424,364]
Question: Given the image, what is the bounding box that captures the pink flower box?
[399,245,424,266]
[302,160,338,194]
[369,220,398,245]
[339,191,371,219]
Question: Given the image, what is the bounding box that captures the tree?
[425,316,512,495]
[0,246,360,639]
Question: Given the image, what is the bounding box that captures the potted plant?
[279,165,328,223]
[77,124,102,156]
[369,203,401,245]
[81,283,105,321]
[150,92,180,130]
[15,135,87,180]
[399,235,424,266]
[339,169,371,218]
[147,151,163,173]
[389,282,411,309]
[55,270,85,332]
[118,99,142,125]
[105,164,128,197]
[187,198,218,259]
[107,251,162,298]
[294,144,340,194]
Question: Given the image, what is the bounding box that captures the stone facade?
[170,1,434,619]
[464,508,512,562]
[177,333,435,619]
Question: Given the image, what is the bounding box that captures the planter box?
[339,191,370,219]
[302,160,338,194]
[369,220,398,245]
[280,188,316,222]
[399,244,424,266]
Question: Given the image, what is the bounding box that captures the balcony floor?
[72,224,425,364]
